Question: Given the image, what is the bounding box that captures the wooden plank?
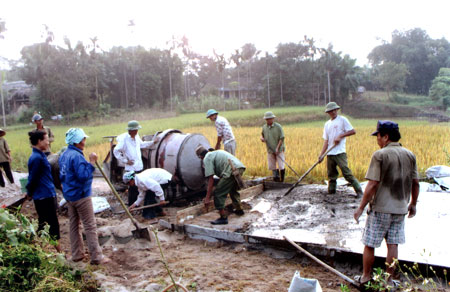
[176,184,264,223]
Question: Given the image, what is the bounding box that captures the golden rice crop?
[8,115,450,183]
[183,124,450,182]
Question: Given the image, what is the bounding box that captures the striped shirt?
[215,116,235,144]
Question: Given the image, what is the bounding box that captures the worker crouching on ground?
[354,121,419,287]
[196,146,245,225]
[318,102,363,196]
[26,130,61,253]
[123,168,172,220]
[59,128,110,265]
[260,111,286,182]
[0,129,14,187]
[206,109,236,155]
[113,120,157,206]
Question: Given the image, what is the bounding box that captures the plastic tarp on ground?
[59,196,110,213]
[288,271,322,292]
[425,165,450,192]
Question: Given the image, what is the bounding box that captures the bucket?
[19,177,28,194]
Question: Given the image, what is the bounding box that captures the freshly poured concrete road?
[251,191,450,268]
[186,185,450,269]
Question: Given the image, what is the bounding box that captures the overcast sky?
[1,0,449,66]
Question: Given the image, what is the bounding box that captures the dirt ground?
[2,175,362,292]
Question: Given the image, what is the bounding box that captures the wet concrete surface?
[186,184,450,268]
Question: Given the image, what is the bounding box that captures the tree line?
[2,24,450,117]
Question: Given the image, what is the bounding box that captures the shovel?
[95,161,151,242]
[111,201,169,214]
[274,153,301,179]
[277,145,336,201]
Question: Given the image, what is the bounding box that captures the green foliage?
[373,62,409,99]
[391,93,410,105]
[429,68,450,111]
[339,283,350,291]
[16,108,36,123]
[175,95,239,113]
[0,209,97,292]
[369,28,450,95]
[364,258,448,291]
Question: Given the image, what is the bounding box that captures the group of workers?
[20,104,420,285]
[22,115,175,264]
[203,103,419,287]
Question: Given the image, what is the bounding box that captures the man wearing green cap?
[31,114,54,155]
[260,111,286,182]
[196,146,245,225]
[318,102,362,196]
[206,109,236,155]
[113,120,158,205]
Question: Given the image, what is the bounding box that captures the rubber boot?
[273,170,280,182]
[280,169,285,182]
[211,216,228,225]
[328,180,337,194]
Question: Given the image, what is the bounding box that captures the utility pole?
[266,52,270,108]
[279,68,283,106]
[327,70,331,103]
[168,54,173,112]
[1,71,6,128]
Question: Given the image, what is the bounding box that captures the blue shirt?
[59,145,95,202]
[26,148,56,200]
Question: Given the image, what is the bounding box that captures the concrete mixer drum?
[144,129,211,197]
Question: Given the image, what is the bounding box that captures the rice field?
[5,107,450,183]
[183,122,450,182]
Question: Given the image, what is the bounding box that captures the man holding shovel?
[260,111,286,182]
[318,102,363,196]
[123,168,171,220]
[354,121,419,287]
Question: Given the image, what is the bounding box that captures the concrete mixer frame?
[102,129,212,200]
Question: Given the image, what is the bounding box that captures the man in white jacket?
[113,120,157,205]
[123,168,172,219]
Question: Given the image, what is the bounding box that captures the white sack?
[288,270,322,292]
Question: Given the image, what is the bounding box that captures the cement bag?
[92,196,110,213]
[426,165,450,179]
[288,271,322,292]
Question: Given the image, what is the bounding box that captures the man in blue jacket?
[59,128,110,265]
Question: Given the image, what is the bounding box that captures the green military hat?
[127,120,142,130]
[325,102,340,113]
[206,109,218,118]
[263,111,276,119]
